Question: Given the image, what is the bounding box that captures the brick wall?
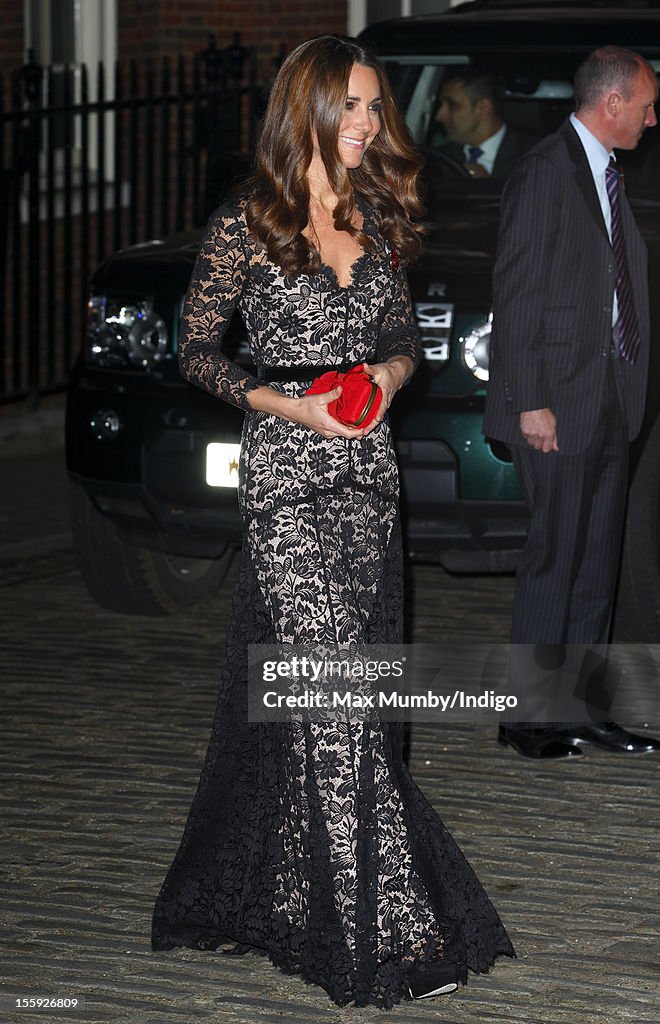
[0,0,24,93]
[118,0,348,83]
[0,3,349,88]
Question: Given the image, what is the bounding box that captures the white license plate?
[206,442,241,487]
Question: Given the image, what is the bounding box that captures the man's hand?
[520,408,559,452]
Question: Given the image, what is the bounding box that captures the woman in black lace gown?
[151,34,514,1008]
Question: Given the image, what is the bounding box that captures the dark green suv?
[66,1,660,638]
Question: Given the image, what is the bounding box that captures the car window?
[382,55,660,200]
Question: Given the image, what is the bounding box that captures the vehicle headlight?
[87,296,168,368]
[460,313,492,381]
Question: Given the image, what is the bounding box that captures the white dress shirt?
[463,123,506,175]
[569,112,618,324]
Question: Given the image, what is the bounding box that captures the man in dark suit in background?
[483,46,660,758]
[433,68,538,178]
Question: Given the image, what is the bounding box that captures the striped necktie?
[605,157,640,364]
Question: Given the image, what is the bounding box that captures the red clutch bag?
[306,365,382,428]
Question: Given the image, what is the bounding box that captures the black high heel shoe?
[407,959,460,999]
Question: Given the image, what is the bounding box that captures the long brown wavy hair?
[244,35,425,276]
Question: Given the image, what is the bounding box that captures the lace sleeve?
[178,204,261,410]
[377,269,423,374]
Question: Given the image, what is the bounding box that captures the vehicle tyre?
[614,416,660,641]
[70,481,235,615]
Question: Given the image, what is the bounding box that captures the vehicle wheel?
[70,482,235,615]
[614,416,660,641]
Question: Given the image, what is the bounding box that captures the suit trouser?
[506,358,629,725]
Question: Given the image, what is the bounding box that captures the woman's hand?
[246,354,413,439]
[359,356,413,434]
[290,386,371,439]
[247,384,368,439]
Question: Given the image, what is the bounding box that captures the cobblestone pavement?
[1,450,659,1024]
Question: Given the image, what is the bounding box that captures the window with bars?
[23,0,117,178]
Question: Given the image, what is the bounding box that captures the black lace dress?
[150,198,515,1008]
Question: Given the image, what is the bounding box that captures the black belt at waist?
[256,361,374,384]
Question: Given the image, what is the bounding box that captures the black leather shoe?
[498,726,583,759]
[407,959,460,999]
[555,720,660,754]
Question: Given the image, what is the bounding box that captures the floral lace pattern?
[151,199,515,1007]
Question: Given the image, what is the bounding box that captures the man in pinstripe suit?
[483,46,660,758]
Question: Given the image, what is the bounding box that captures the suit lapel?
[560,120,611,246]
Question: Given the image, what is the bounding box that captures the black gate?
[0,34,266,404]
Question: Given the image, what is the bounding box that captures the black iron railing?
[0,33,266,404]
